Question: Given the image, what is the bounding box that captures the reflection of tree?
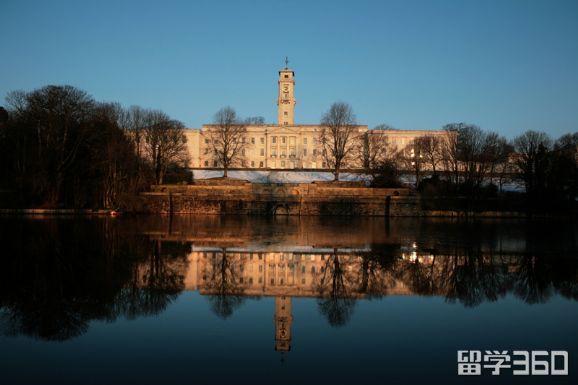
[444,254,509,307]
[0,221,104,340]
[512,255,553,304]
[116,240,189,318]
[356,248,399,298]
[553,258,578,302]
[0,218,188,341]
[396,255,440,296]
[315,250,356,327]
[202,249,245,319]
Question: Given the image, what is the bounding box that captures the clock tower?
[277,57,295,125]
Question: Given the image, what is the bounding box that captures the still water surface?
[0,216,577,385]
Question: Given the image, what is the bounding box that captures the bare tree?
[319,102,360,181]
[142,111,188,185]
[205,107,247,178]
[458,125,489,189]
[513,130,552,195]
[441,124,462,186]
[90,102,138,208]
[417,135,444,176]
[5,85,95,205]
[361,130,398,171]
[481,132,511,187]
[492,139,515,192]
[403,137,427,187]
[122,105,151,187]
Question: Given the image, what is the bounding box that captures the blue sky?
[1,0,577,138]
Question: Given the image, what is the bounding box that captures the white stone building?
[184,65,446,170]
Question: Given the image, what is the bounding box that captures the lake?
[0,216,577,385]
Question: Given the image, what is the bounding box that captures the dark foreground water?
[0,216,577,385]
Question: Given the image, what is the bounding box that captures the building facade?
[184,65,446,170]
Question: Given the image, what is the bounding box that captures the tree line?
[1,86,576,208]
[317,102,577,202]
[0,85,190,209]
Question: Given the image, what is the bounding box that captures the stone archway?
[273,204,290,215]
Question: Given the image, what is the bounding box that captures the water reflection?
[0,216,577,349]
[0,219,189,341]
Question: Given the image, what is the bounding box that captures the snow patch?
[192,170,371,184]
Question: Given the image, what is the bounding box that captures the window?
[303,148,307,156]
[260,148,264,156]
[204,160,209,167]
[283,121,287,125]
[322,162,326,168]
[213,161,218,167]
[301,278,306,284]
[242,149,245,156]
[251,161,254,167]
[281,161,286,167]
[284,74,288,78]
[241,137,245,143]
[204,148,208,154]
[289,148,296,157]
[282,137,286,144]
[205,138,209,144]
[272,136,277,144]
[271,278,275,285]
[313,149,317,156]
[303,137,307,145]
[260,137,264,144]
[259,265,263,272]
[284,111,287,116]
[281,149,286,157]
[259,161,264,168]
[271,148,277,156]
[251,137,255,144]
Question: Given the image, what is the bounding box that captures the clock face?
[283,85,289,92]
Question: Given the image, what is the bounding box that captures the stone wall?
[140,182,567,217]
[140,183,415,216]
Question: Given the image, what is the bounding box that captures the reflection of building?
[274,296,292,352]
[145,241,559,352]
[185,248,412,297]
[183,64,446,169]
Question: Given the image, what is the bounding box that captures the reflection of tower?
[274,296,292,352]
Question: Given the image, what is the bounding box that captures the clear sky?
[1,0,577,139]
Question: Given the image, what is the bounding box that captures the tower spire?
[285,56,289,69]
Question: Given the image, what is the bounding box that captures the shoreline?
[0,208,574,219]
